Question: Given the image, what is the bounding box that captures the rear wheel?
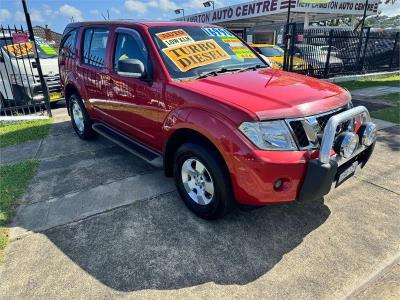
[69,94,97,140]
[173,142,234,219]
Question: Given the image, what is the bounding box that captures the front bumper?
[298,142,375,202]
[298,106,375,201]
[230,106,376,205]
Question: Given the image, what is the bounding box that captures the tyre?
[68,94,97,140]
[173,142,234,220]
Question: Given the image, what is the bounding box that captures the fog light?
[274,179,283,190]
[334,132,359,158]
[358,122,377,146]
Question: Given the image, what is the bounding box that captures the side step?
[92,123,163,168]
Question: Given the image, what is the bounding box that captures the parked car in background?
[337,40,399,70]
[250,43,306,70]
[291,44,344,76]
[60,21,376,219]
[0,32,62,111]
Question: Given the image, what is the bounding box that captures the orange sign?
[162,39,230,72]
[4,42,33,57]
[156,29,195,47]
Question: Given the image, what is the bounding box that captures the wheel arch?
[64,83,80,114]
[163,128,230,180]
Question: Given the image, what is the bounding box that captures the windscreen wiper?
[196,67,242,79]
[239,64,269,73]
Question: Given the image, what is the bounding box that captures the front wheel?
[173,142,234,220]
[69,94,97,140]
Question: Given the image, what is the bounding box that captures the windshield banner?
[4,42,33,58]
[156,29,195,47]
[162,39,230,72]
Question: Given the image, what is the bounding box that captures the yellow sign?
[156,29,195,47]
[4,42,33,57]
[230,46,256,59]
[162,39,230,72]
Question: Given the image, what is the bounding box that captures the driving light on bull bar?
[238,120,297,150]
[357,122,377,146]
[334,132,359,158]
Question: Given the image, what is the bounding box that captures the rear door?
[76,27,111,119]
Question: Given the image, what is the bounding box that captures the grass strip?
[371,106,400,124]
[337,75,400,91]
[0,119,52,148]
[0,160,39,263]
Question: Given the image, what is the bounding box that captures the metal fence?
[0,25,51,117]
[283,24,400,78]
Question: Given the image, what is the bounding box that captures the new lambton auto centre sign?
[177,0,380,23]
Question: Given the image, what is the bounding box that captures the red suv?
[59,21,376,219]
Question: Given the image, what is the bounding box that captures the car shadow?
[376,125,399,152]
[42,193,330,292]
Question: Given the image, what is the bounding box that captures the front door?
[103,28,166,151]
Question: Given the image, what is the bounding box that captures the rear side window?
[60,29,77,58]
[82,28,109,68]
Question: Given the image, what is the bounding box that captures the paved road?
[0,106,399,299]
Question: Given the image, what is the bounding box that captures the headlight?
[239,120,297,150]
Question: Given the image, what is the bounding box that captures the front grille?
[288,106,351,149]
[34,74,61,92]
[290,120,309,148]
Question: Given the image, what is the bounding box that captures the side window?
[60,29,77,58]
[82,28,109,68]
[113,31,148,71]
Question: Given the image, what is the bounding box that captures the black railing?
[283,24,400,78]
[0,25,51,117]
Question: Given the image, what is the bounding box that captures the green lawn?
[337,74,400,91]
[337,76,400,124]
[0,160,39,263]
[0,118,52,148]
[380,93,400,104]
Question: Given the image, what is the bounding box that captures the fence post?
[289,23,296,72]
[389,32,399,69]
[324,29,334,78]
[21,0,52,117]
[283,23,290,71]
[360,27,370,73]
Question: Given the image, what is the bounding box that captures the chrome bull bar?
[319,106,371,164]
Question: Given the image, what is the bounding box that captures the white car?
[0,33,62,111]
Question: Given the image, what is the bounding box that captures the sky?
[0,0,399,33]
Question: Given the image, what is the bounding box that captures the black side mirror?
[117,59,146,79]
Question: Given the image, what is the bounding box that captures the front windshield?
[258,46,283,57]
[149,26,266,80]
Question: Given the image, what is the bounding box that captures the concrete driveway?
[0,106,399,299]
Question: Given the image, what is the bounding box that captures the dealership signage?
[177,0,379,23]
